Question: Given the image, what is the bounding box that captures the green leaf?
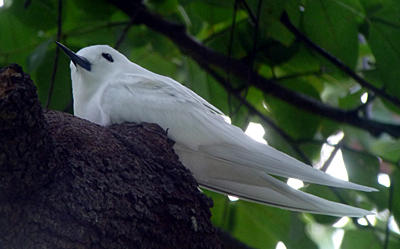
[26,39,52,72]
[178,0,233,8]
[341,230,399,249]
[262,119,305,161]
[179,57,210,99]
[303,0,360,69]
[367,2,400,99]
[391,169,400,223]
[246,86,267,116]
[186,1,232,26]
[370,138,400,162]
[305,185,344,224]
[248,0,293,46]
[370,99,400,125]
[341,148,387,210]
[319,119,341,139]
[256,39,301,66]
[341,149,380,188]
[274,45,321,76]
[338,90,364,110]
[147,0,179,14]
[320,73,361,108]
[264,78,322,140]
[0,6,44,69]
[71,0,117,21]
[205,20,250,59]
[127,45,178,79]
[34,46,73,111]
[299,142,322,164]
[204,191,317,249]
[179,56,231,114]
[233,201,316,249]
[8,0,58,31]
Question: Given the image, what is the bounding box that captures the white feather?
[61,44,377,217]
[175,144,371,217]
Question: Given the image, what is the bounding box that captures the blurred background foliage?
[1,0,400,248]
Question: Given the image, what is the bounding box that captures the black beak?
[55,41,92,71]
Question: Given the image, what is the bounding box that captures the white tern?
[56,42,377,217]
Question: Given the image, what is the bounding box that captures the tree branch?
[106,0,400,138]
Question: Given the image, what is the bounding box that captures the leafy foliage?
[1,0,400,248]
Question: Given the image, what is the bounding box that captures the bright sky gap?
[0,0,4,8]
[275,241,287,249]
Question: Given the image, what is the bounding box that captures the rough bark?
[0,64,222,249]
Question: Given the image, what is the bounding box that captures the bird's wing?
[100,73,240,149]
[100,73,375,216]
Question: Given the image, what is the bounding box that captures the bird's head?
[55,42,134,97]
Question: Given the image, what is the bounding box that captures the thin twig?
[227,0,240,117]
[238,0,257,24]
[354,93,377,119]
[298,138,400,171]
[46,0,62,108]
[230,0,263,117]
[114,18,135,49]
[202,19,248,44]
[384,179,394,249]
[320,137,345,172]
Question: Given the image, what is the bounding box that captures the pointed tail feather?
[200,177,372,217]
[174,143,373,217]
[178,141,377,192]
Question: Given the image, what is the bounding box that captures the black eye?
[102,53,114,62]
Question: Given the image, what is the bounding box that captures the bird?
[55,41,377,217]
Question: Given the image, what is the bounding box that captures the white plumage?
[56,42,377,217]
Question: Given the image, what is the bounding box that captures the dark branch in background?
[46,0,62,108]
[280,12,400,109]
[105,0,400,138]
